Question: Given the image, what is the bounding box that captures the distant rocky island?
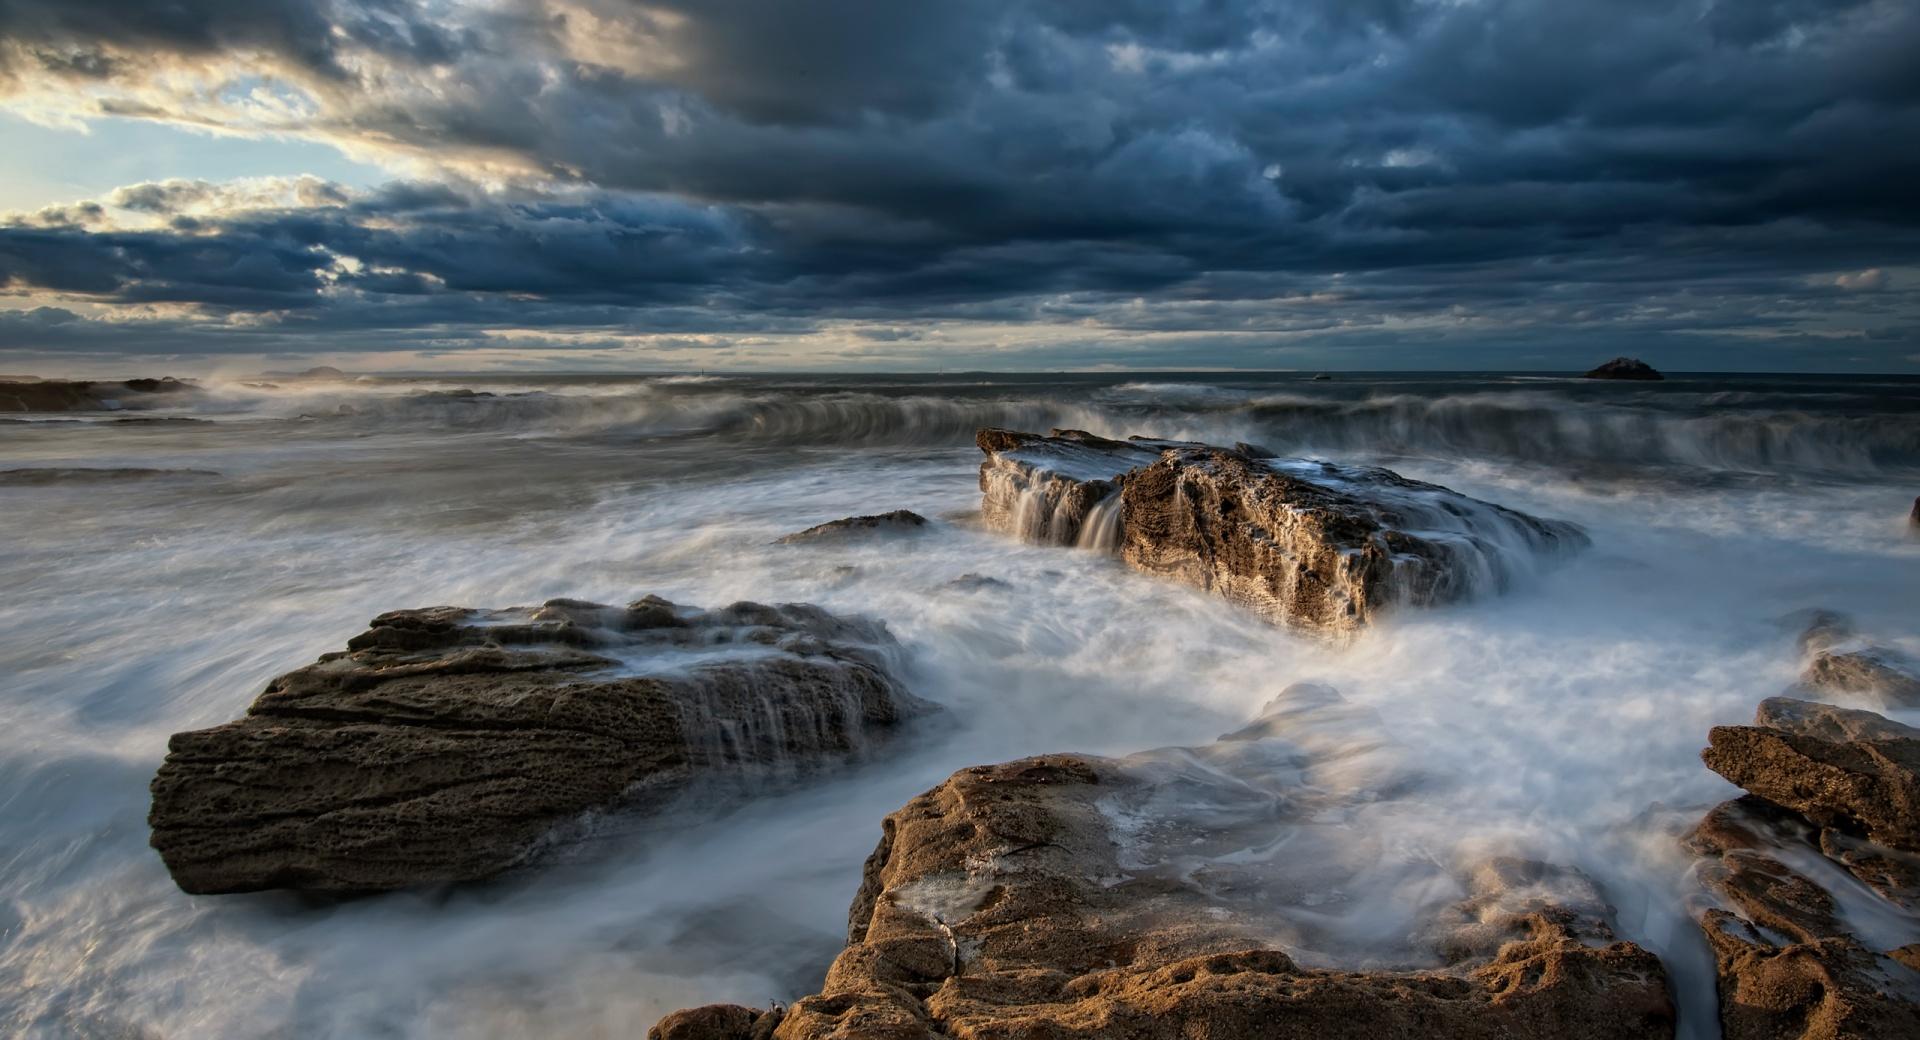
[1582,357,1664,380]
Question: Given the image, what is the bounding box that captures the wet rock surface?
[148,596,931,894]
[1803,646,1920,708]
[0,377,199,412]
[662,686,1673,1040]
[1581,358,1664,380]
[777,510,929,544]
[977,427,1587,632]
[1686,797,1920,1039]
[975,428,1167,547]
[1688,695,1920,1039]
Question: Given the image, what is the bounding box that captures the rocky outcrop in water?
[1703,697,1920,851]
[777,510,928,544]
[662,750,1674,1040]
[976,428,1165,547]
[1689,698,1920,1039]
[0,377,200,412]
[148,596,930,894]
[1803,646,1920,708]
[977,428,1587,632]
[662,685,1672,1039]
[1581,358,1663,381]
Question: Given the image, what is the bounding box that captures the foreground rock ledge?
[149,596,931,894]
[978,428,1587,632]
[1689,698,1920,1039]
[659,753,1674,1040]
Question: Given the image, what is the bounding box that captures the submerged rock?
[148,596,931,894]
[668,752,1672,1040]
[777,510,928,544]
[0,377,199,412]
[1804,647,1920,708]
[1581,358,1664,381]
[1702,697,1920,851]
[977,428,1587,632]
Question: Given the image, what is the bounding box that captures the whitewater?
[1,371,1917,1038]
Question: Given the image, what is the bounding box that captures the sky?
[0,0,1916,375]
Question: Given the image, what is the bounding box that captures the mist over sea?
[3,371,1917,1037]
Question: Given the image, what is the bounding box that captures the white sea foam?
[0,373,1915,1037]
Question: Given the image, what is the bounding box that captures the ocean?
[2,371,1917,1037]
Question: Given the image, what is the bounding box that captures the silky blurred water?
[1,372,1916,1037]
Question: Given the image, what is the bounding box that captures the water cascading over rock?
[655,686,1676,1040]
[147,596,932,894]
[977,428,1588,632]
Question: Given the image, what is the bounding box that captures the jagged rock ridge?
[977,427,1587,631]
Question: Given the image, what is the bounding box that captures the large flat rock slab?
[1702,697,1920,852]
[148,596,931,894]
[977,427,1587,632]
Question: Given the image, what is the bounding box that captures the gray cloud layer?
[1,0,1916,368]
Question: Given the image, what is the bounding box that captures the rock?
[1702,698,1920,852]
[1122,448,1587,632]
[1783,608,1856,655]
[1909,496,1919,532]
[976,429,1586,633]
[1803,647,1920,708]
[1580,358,1663,381]
[1684,797,1920,1039]
[148,596,932,894]
[0,377,198,412]
[726,753,1673,1040]
[777,510,928,544]
[975,428,1167,547]
[649,1004,783,1040]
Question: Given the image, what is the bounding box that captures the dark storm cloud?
[0,0,1916,367]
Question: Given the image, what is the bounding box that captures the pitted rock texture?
[148,596,930,894]
[1684,796,1920,1040]
[1702,697,1920,852]
[662,753,1674,1040]
[977,428,1587,632]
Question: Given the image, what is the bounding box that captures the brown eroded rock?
[648,1003,784,1040]
[705,752,1673,1040]
[148,596,931,894]
[1802,646,1920,708]
[1702,697,1920,851]
[976,429,1586,633]
[1684,797,1920,1039]
[777,510,928,544]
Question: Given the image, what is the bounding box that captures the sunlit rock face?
[148,596,930,894]
[976,427,1587,633]
[658,687,1676,1040]
[1689,697,1920,1040]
